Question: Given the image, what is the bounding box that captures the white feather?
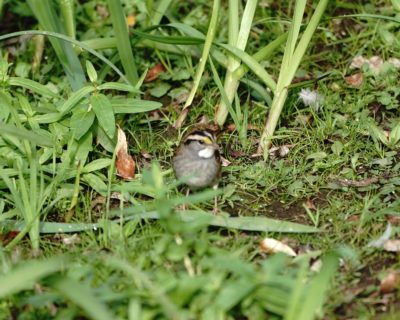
[198,147,214,158]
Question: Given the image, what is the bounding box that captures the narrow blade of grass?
[27,0,86,90]
[106,0,138,85]
[0,30,130,84]
[174,0,220,128]
[2,210,319,234]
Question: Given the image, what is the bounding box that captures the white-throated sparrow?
[173,127,221,188]
[173,127,221,211]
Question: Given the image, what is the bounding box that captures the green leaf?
[0,30,130,84]
[97,82,140,93]
[2,210,319,234]
[90,93,115,139]
[75,132,93,165]
[27,0,86,90]
[331,141,344,156]
[33,113,62,124]
[82,173,108,195]
[83,159,112,173]
[0,122,53,147]
[9,77,58,98]
[58,85,95,115]
[295,254,339,320]
[389,121,400,145]
[70,107,95,140]
[53,277,115,320]
[149,83,171,97]
[111,99,162,114]
[215,278,255,311]
[106,0,138,84]
[86,60,98,83]
[0,256,67,299]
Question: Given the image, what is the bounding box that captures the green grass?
[1,0,400,319]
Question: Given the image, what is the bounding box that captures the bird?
[172,127,221,213]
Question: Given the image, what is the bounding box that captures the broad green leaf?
[215,278,255,311]
[33,113,62,124]
[9,77,58,98]
[0,256,67,298]
[97,82,140,93]
[90,93,115,139]
[75,132,93,165]
[111,99,162,114]
[0,123,53,147]
[83,158,113,173]
[149,83,171,97]
[70,107,95,140]
[295,254,339,320]
[53,277,115,320]
[86,60,98,83]
[0,91,11,120]
[82,173,108,195]
[58,85,94,115]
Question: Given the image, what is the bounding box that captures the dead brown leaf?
[269,144,293,158]
[304,198,317,211]
[260,237,297,257]
[226,123,261,133]
[345,73,363,87]
[347,215,360,222]
[115,128,135,180]
[368,56,384,73]
[144,63,165,82]
[220,155,232,167]
[386,215,400,226]
[350,55,367,69]
[295,114,312,125]
[380,270,400,294]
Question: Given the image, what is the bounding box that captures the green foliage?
[3,1,400,318]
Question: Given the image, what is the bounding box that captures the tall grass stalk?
[214,0,258,126]
[59,0,75,39]
[27,0,86,90]
[258,0,328,158]
[106,0,139,85]
[173,0,220,128]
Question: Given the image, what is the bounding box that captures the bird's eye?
[198,140,205,145]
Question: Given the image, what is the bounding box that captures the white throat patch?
[198,147,214,158]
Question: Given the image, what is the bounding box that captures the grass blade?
[27,0,86,90]
[174,0,220,128]
[2,210,319,234]
[106,0,138,85]
[0,30,130,84]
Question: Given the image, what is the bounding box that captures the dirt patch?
[262,200,310,224]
